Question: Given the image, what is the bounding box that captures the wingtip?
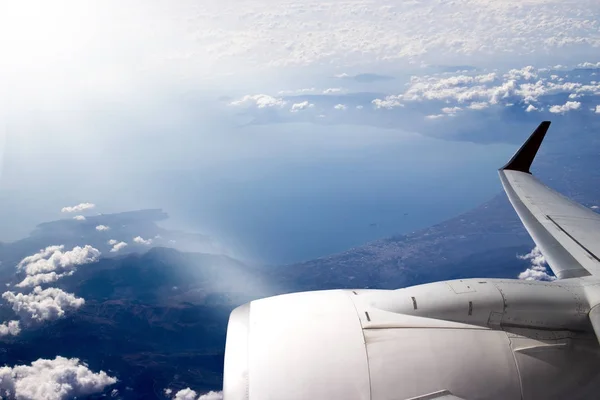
[500,121,551,174]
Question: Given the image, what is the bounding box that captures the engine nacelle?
[223,280,600,399]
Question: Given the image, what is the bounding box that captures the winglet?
[500,121,551,174]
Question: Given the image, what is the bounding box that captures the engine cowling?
[223,281,600,399]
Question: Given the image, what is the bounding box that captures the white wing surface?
[499,121,600,279]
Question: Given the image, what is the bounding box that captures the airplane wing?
[499,121,600,279]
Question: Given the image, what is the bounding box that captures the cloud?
[17,245,101,277]
[95,225,110,231]
[425,114,445,119]
[525,104,538,112]
[73,215,86,221]
[170,388,223,400]
[578,62,600,68]
[3,286,85,324]
[107,239,118,245]
[110,242,128,253]
[323,88,342,94]
[441,106,461,115]
[370,66,600,111]
[133,236,153,245]
[468,102,489,110]
[61,203,95,213]
[16,272,74,288]
[372,96,403,109]
[548,101,581,114]
[230,94,286,108]
[290,101,314,112]
[517,247,556,281]
[0,356,116,400]
[333,104,347,110]
[595,105,600,114]
[0,320,20,337]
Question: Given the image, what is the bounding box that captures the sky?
[2,0,600,265]
[0,0,600,398]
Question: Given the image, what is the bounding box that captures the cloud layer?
[0,356,116,400]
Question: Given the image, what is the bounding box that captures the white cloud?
[133,236,153,245]
[110,242,128,253]
[592,205,599,209]
[171,388,223,400]
[17,245,101,276]
[525,104,538,112]
[333,104,347,110]
[0,356,116,400]
[517,247,556,281]
[595,105,600,114]
[425,114,445,119]
[441,106,461,115]
[290,101,314,112]
[73,215,86,221]
[3,286,85,324]
[356,105,364,109]
[16,272,74,288]
[548,101,581,114]
[333,73,350,78]
[468,102,489,110]
[578,62,600,68]
[230,94,286,108]
[323,88,342,94]
[372,96,403,109]
[107,239,118,246]
[95,225,110,231]
[0,320,20,337]
[61,203,95,213]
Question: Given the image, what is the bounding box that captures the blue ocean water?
[148,124,517,264]
[0,123,516,265]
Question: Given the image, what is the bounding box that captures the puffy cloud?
[548,101,581,114]
[517,247,556,281]
[110,242,128,253]
[504,66,537,81]
[3,286,85,324]
[17,245,101,276]
[425,114,445,119]
[441,106,461,115]
[107,239,118,246]
[61,203,95,213]
[525,104,538,112]
[16,272,74,288]
[468,102,489,110]
[595,105,600,113]
[0,320,20,337]
[333,104,347,110]
[578,62,600,68]
[230,94,286,108]
[0,356,116,400]
[170,388,223,400]
[95,225,110,231]
[290,101,314,112]
[133,236,153,245]
[73,215,86,221]
[372,96,403,109]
